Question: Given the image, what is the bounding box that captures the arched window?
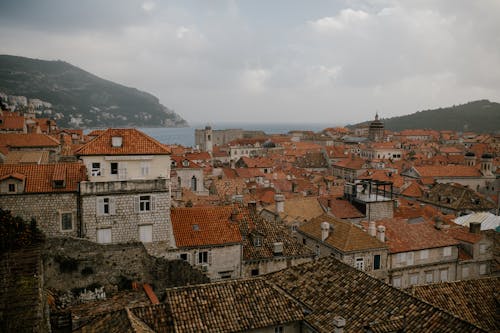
[191,176,197,192]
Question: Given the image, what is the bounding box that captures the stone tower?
[368,113,384,142]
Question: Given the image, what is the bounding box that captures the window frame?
[60,212,73,232]
[91,162,101,176]
[8,183,16,192]
[139,195,151,212]
[110,162,119,175]
[198,251,209,264]
[373,254,381,270]
[355,257,364,271]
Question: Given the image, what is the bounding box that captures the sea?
[137,122,331,147]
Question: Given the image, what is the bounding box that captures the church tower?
[368,113,384,142]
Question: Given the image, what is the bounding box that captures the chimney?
[376,225,385,243]
[368,221,376,237]
[469,222,481,234]
[230,208,238,222]
[248,201,257,214]
[232,194,243,203]
[333,316,346,333]
[321,221,331,241]
[273,242,284,255]
[275,194,285,213]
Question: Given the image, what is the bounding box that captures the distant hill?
[349,100,500,133]
[0,55,188,128]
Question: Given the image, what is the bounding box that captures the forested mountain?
[350,100,500,133]
[0,55,188,128]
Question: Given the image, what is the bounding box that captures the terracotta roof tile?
[269,256,485,332]
[171,206,242,247]
[164,278,305,333]
[407,278,499,332]
[0,163,86,193]
[0,114,25,131]
[0,133,59,147]
[366,218,459,253]
[299,214,386,252]
[318,197,364,219]
[75,128,170,156]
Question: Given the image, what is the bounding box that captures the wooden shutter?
[109,197,116,215]
[96,197,105,216]
[134,196,140,213]
[151,195,156,211]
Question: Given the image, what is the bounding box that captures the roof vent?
[273,242,283,255]
[111,136,123,147]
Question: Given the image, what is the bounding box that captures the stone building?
[167,206,243,280]
[170,156,206,196]
[368,113,384,142]
[0,163,86,237]
[297,214,389,280]
[195,126,244,152]
[75,128,176,247]
[365,218,461,289]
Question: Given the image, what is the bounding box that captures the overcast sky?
[1,0,499,125]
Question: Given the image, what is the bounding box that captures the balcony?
[79,178,169,195]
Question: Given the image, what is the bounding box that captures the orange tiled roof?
[171,206,242,247]
[0,133,59,147]
[75,128,170,156]
[0,163,87,193]
[299,214,386,252]
[413,165,481,178]
[370,218,459,253]
[0,114,25,131]
[170,156,201,169]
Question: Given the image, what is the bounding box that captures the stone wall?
[81,190,175,246]
[0,192,79,238]
[43,238,209,298]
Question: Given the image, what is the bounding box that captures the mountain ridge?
[348,100,500,133]
[0,54,188,128]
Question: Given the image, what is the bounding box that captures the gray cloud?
[0,0,499,125]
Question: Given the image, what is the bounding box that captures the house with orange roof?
[297,214,388,280]
[331,157,369,182]
[402,153,495,190]
[75,128,176,247]
[0,112,26,133]
[359,142,404,161]
[363,217,461,289]
[168,206,243,280]
[0,163,86,237]
[0,133,61,162]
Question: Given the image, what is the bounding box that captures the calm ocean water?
[139,122,329,147]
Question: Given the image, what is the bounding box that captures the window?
[406,252,414,265]
[443,246,452,257]
[191,176,197,191]
[219,272,232,279]
[91,162,101,176]
[275,326,284,333]
[392,276,401,288]
[53,180,65,188]
[302,238,306,245]
[425,271,433,283]
[182,159,190,167]
[140,162,150,177]
[373,254,381,270]
[139,195,152,212]
[396,253,406,265]
[180,253,188,261]
[479,244,487,254]
[462,266,469,278]
[198,251,209,264]
[439,269,448,282]
[178,176,181,187]
[420,249,429,260]
[355,257,364,271]
[291,224,297,233]
[61,212,73,231]
[479,263,488,275]
[315,245,320,257]
[110,162,118,175]
[409,273,419,286]
[251,268,259,276]
[253,236,262,247]
[97,197,116,216]
[8,183,15,192]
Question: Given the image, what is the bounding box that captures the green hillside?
[351,100,500,133]
[0,55,188,128]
